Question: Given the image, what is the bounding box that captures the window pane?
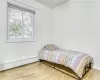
[23,11,34,38]
[9,8,22,38]
[8,3,35,42]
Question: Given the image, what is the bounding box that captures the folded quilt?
[39,45,94,78]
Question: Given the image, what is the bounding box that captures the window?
[7,3,35,42]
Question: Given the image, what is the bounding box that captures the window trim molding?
[6,2,36,43]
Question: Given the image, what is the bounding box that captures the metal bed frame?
[39,59,92,80]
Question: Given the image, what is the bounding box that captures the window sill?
[6,39,36,43]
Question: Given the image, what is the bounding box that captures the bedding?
[39,44,94,78]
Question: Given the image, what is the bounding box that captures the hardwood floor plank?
[0,62,100,80]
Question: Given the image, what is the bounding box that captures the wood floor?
[0,62,100,80]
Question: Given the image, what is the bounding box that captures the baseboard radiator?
[0,57,38,71]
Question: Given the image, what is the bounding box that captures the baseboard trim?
[94,66,100,70]
[0,56,39,71]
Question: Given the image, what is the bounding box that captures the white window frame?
[7,2,36,43]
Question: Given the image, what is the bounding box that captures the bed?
[38,44,94,80]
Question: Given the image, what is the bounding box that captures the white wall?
[0,0,100,70]
[0,0,54,70]
[53,0,100,69]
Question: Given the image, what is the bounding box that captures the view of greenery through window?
[8,3,35,41]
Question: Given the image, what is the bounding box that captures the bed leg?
[77,77,81,80]
[54,63,55,68]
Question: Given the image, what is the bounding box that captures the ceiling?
[35,0,69,8]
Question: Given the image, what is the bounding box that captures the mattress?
[39,45,93,78]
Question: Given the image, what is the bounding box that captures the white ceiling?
[35,0,69,8]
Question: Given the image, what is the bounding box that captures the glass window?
[7,3,35,42]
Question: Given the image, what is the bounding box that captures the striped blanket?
[39,45,93,78]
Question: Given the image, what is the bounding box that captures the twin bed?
[38,44,94,80]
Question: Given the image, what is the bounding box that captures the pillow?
[44,44,59,51]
